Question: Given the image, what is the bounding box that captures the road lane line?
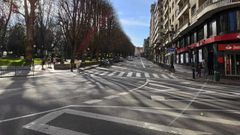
[83,99,102,104]
[136,73,141,78]
[144,72,150,78]
[127,72,133,77]
[104,95,120,99]
[140,58,146,68]
[152,74,160,78]
[99,71,109,76]
[131,108,240,126]
[108,72,117,76]
[151,96,166,101]
[168,80,210,126]
[117,72,125,77]
[161,74,170,79]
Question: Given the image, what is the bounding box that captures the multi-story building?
[151,0,240,79]
[149,2,163,63]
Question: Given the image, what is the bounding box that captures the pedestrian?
[202,60,208,79]
[192,62,196,79]
[197,63,202,78]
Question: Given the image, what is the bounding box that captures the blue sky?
[110,0,156,47]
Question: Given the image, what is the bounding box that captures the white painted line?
[161,74,170,79]
[136,73,141,78]
[63,109,211,135]
[117,72,125,77]
[1,104,240,125]
[169,74,177,79]
[148,83,177,91]
[108,72,117,76]
[118,92,129,96]
[83,99,102,104]
[99,71,109,76]
[152,74,160,78]
[143,86,176,92]
[144,72,150,78]
[131,108,240,126]
[23,110,89,135]
[151,96,165,101]
[104,95,120,100]
[127,72,133,77]
[140,58,146,68]
[96,82,105,89]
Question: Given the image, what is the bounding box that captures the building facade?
[149,2,163,63]
[151,0,240,78]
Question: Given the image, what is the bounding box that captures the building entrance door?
[225,54,240,76]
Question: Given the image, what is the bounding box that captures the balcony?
[177,1,189,19]
[178,19,189,33]
[191,0,240,23]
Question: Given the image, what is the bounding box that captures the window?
[197,27,204,41]
[237,10,240,31]
[190,32,195,44]
[228,11,237,32]
[218,12,228,35]
[191,5,196,15]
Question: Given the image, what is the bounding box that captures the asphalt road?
[0,57,239,135]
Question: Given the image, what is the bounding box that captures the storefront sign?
[218,44,240,51]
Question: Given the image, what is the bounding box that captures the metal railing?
[0,65,35,78]
[192,0,235,16]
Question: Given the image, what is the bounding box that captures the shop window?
[228,11,237,32]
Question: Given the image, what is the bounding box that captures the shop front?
[218,44,240,77]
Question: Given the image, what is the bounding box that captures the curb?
[176,75,240,86]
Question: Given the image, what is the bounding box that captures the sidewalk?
[174,64,240,86]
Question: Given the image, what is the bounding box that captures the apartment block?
[150,0,240,78]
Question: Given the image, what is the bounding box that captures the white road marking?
[24,109,212,135]
[151,96,166,101]
[1,104,240,125]
[23,110,89,135]
[95,82,105,89]
[152,74,160,78]
[111,66,127,70]
[118,92,129,96]
[104,95,120,100]
[99,71,109,76]
[117,72,125,77]
[136,73,141,78]
[169,74,177,79]
[131,108,240,126]
[127,72,133,77]
[108,72,117,76]
[144,72,150,78]
[83,99,102,104]
[140,58,146,68]
[161,74,170,79]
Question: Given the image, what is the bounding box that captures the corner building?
[161,0,240,78]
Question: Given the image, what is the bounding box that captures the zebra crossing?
[84,68,178,79]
